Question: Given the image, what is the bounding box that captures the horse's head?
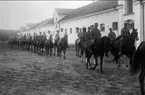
[131,28,139,41]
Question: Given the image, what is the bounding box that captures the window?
[70,28,72,34]
[76,27,79,33]
[125,0,133,14]
[100,24,105,31]
[61,28,63,32]
[112,22,118,30]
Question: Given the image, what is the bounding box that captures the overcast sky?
[0,1,92,30]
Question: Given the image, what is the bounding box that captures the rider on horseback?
[85,26,92,52]
[64,31,68,48]
[85,23,101,52]
[119,22,130,55]
[108,28,116,44]
[82,27,86,42]
[55,30,60,42]
[91,23,101,40]
[77,28,83,43]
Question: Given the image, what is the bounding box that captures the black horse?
[85,36,110,72]
[110,29,139,69]
[45,35,53,56]
[130,41,145,95]
[57,35,68,60]
[54,38,60,56]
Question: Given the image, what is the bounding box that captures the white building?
[19,0,145,47]
[38,18,54,39]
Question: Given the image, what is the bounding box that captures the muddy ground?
[0,41,141,95]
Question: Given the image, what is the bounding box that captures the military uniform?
[85,27,92,52]
[91,27,101,39]
[82,27,86,42]
[85,27,92,41]
[121,27,130,39]
[119,23,130,55]
[64,32,68,47]
[91,23,101,40]
[55,34,60,41]
[108,28,116,40]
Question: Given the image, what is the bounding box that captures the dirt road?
[0,48,141,95]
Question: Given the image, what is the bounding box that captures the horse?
[45,35,53,56]
[75,38,81,57]
[8,36,14,48]
[85,36,110,72]
[57,35,68,60]
[130,41,145,95]
[54,38,60,56]
[38,36,46,55]
[110,28,139,69]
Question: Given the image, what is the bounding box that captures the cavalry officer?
[77,28,83,43]
[121,22,130,39]
[82,27,86,42]
[64,31,68,48]
[85,27,92,41]
[85,26,92,52]
[119,22,130,55]
[55,30,60,42]
[91,23,101,40]
[108,28,116,41]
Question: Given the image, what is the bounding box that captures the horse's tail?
[131,42,145,75]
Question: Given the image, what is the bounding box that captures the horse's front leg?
[91,55,98,70]
[100,55,104,73]
[139,68,145,95]
[63,49,66,60]
[86,56,91,70]
[75,45,77,56]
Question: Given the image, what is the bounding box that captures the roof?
[27,20,47,31]
[59,0,118,22]
[40,18,54,27]
[26,23,38,27]
[55,8,75,15]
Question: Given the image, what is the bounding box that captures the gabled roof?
[55,8,75,15]
[59,0,118,22]
[26,23,38,27]
[27,20,47,31]
[40,18,54,27]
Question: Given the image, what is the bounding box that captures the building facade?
[18,0,145,47]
